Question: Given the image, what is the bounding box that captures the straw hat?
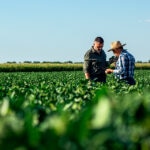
[108,41,126,52]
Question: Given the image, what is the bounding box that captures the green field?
[0,70,150,150]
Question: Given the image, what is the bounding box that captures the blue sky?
[0,0,150,63]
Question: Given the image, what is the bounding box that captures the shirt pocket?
[92,61,103,73]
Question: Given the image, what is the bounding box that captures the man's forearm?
[85,73,90,79]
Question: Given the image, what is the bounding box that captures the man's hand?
[105,69,113,74]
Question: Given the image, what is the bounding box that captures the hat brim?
[107,44,126,52]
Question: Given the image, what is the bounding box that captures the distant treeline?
[0,63,149,72]
[5,60,150,64]
[6,61,82,64]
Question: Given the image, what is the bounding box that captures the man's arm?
[113,56,126,75]
[105,56,126,74]
[83,52,91,79]
[85,73,90,79]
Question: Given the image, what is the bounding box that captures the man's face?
[94,41,104,50]
[112,48,121,57]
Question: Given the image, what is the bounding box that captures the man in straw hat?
[105,41,136,85]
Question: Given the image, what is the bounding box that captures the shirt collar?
[121,49,127,53]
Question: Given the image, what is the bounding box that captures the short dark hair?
[94,37,104,43]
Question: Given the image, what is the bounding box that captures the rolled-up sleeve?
[113,56,126,75]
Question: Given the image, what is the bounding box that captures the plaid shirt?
[113,49,135,79]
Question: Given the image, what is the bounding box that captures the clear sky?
[0,0,150,63]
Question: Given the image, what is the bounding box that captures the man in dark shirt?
[83,37,107,83]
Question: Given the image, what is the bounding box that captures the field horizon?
[0,62,149,72]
